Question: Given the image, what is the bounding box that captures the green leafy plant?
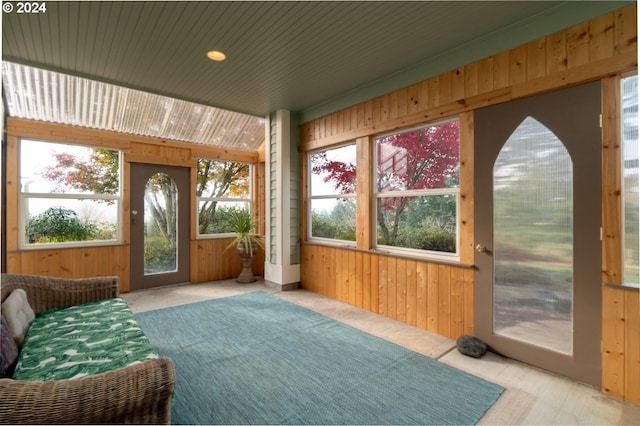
[223,208,264,257]
[27,207,99,243]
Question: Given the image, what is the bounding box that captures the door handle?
[475,244,488,253]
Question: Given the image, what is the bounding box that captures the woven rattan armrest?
[0,357,175,424]
[1,273,119,314]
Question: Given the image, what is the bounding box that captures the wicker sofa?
[0,273,175,424]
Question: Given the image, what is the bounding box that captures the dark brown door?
[474,82,601,386]
[130,163,190,290]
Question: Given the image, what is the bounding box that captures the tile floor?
[122,279,640,425]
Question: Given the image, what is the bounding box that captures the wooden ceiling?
[3,1,629,120]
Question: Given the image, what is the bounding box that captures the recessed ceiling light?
[206,50,226,62]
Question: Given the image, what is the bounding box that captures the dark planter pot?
[236,241,258,283]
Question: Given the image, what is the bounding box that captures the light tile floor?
[122,279,640,425]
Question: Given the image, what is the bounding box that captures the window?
[622,74,639,285]
[308,143,357,242]
[197,159,253,236]
[19,139,121,247]
[375,119,460,257]
[144,173,179,274]
[493,117,573,354]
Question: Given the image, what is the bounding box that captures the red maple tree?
[313,120,459,245]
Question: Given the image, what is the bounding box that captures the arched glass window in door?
[493,117,573,354]
[144,173,178,275]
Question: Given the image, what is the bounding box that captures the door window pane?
[622,74,639,284]
[493,117,573,354]
[144,173,178,275]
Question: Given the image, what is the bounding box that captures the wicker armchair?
[0,274,176,424]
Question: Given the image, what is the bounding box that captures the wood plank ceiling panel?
[2,1,632,149]
[3,1,626,116]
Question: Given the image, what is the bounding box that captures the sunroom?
[1,0,638,410]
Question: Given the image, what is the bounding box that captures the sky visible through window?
[20,140,119,223]
[310,144,357,213]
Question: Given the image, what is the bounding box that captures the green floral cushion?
[13,298,158,381]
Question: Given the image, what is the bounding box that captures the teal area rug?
[136,291,504,425]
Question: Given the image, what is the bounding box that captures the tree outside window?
[375,119,460,255]
[308,144,357,242]
[20,140,121,246]
[197,159,252,236]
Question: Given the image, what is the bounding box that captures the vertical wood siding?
[7,246,130,287]
[300,7,636,150]
[600,73,639,404]
[299,5,638,402]
[190,237,265,284]
[301,245,474,339]
[601,285,640,404]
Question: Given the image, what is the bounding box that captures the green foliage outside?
[495,259,571,287]
[311,121,460,253]
[26,207,112,243]
[144,235,176,274]
[312,214,357,241]
[311,199,356,241]
[377,195,457,252]
[493,149,573,290]
[38,149,252,272]
[197,159,251,235]
[199,204,251,234]
[25,145,120,245]
[311,195,457,252]
[143,176,178,274]
[489,118,575,322]
[393,228,455,253]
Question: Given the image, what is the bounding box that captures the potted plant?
[224,208,264,283]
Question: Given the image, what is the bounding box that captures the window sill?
[17,240,123,251]
[301,241,473,269]
[604,282,640,291]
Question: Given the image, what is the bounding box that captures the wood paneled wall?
[6,246,130,280]
[301,245,474,339]
[300,7,636,150]
[5,118,265,292]
[191,237,265,284]
[601,74,640,404]
[602,285,640,404]
[299,5,638,403]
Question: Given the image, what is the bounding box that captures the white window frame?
[307,142,357,245]
[373,118,460,261]
[18,139,123,249]
[196,159,254,239]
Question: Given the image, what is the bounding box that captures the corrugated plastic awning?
[2,62,265,151]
